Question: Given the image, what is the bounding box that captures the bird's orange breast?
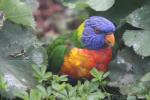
[60,47,112,79]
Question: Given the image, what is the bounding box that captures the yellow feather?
[77,22,85,40]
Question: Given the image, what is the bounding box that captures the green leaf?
[140,72,150,82]
[30,89,42,100]
[58,75,68,82]
[14,90,29,100]
[88,82,99,93]
[109,47,150,95]
[126,1,150,30]
[44,73,52,79]
[0,74,8,90]
[88,91,105,100]
[90,68,103,81]
[52,75,68,83]
[41,65,47,76]
[86,0,115,11]
[36,85,48,98]
[146,92,150,100]
[32,65,52,83]
[61,0,115,11]
[102,72,110,80]
[52,83,67,92]
[0,21,43,98]
[123,30,150,57]
[32,65,42,76]
[123,1,150,57]
[47,86,52,96]
[0,0,35,28]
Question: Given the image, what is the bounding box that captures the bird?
[47,16,116,79]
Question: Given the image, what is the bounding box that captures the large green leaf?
[0,0,35,28]
[123,30,150,57]
[0,21,46,98]
[126,1,150,30]
[109,47,150,95]
[122,1,150,57]
[61,0,115,11]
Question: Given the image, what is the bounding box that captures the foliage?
[0,21,37,98]
[14,65,110,100]
[146,92,150,100]
[0,74,7,90]
[123,30,150,57]
[109,47,150,98]
[0,0,150,99]
[32,65,52,83]
[0,0,35,28]
[123,0,150,57]
[0,0,46,98]
[90,68,109,83]
[0,74,8,99]
[107,0,150,97]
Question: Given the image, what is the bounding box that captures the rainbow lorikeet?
[47,16,116,79]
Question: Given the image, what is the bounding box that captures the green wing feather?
[47,32,83,73]
[47,34,70,73]
[48,45,68,72]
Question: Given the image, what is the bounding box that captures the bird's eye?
[94,28,101,34]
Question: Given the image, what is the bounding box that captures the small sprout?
[32,64,52,83]
[90,68,109,82]
[0,74,8,90]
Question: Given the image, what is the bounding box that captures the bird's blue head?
[80,16,116,50]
